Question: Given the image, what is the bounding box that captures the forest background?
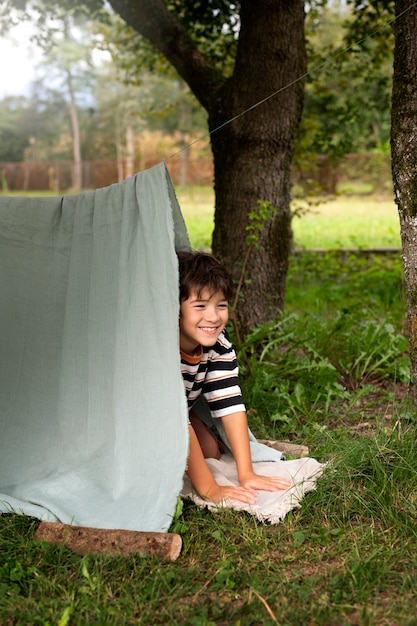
[0,2,392,194]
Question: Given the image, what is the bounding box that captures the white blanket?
[181,455,325,523]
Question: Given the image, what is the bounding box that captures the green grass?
[175,187,401,250]
[3,425,417,625]
[291,196,401,250]
[237,253,409,445]
[285,250,405,321]
[1,189,416,625]
[175,186,215,249]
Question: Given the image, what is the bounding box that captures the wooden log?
[259,440,309,458]
[34,522,182,561]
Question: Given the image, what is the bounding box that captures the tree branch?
[107,0,224,110]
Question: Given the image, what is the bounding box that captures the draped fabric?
[0,163,190,532]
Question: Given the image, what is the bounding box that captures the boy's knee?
[189,411,221,460]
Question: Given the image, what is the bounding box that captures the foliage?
[0,97,33,162]
[346,0,395,55]
[231,199,278,340]
[0,91,72,162]
[1,0,401,332]
[0,56,206,165]
[93,14,174,84]
[285,251,404,323]
[0,1,397,177]
[164,0,239,74]
[300,1,393,160]
[306,424,417,530]
[234,252,409,440]
[238,310,409,439]
[2,0,239,74]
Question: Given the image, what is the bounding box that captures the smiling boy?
[178,251,291,505]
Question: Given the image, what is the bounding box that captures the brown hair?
[177,251,232,302]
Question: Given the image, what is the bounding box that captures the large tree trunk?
[108,0,306,334]
[210,1,306,334]
[391,1,417,406]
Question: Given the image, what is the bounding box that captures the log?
[259,440,309,458]
[34,522,182,561]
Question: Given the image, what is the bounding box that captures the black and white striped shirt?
[180,330,246,418]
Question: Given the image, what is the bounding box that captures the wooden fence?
[0,153,392,194]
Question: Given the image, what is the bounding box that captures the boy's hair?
[177,250,233,302]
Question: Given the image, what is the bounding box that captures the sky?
[0,22,110,100]
[0,24,41,98]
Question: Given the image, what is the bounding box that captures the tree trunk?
[210,1,306,334]
[391,1,417,406]
[108,0,306,334]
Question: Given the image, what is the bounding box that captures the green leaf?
[292,531,307,547]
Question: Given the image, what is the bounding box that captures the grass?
[174,186,401,250]
[175,186,215,249]
[3,427,417,625]
[291,195,401,250]
[1,188,416,625]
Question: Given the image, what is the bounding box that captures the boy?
[178,250,291,505]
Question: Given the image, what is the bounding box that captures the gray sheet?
[0,162,190,532]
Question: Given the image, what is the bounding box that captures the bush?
[235,251,409,440]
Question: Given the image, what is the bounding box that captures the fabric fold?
[0,162,190,532]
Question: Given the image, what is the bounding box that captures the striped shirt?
[180,330,246,419]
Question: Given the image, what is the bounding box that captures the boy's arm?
[186,425,257,505]
[221,411,292,491]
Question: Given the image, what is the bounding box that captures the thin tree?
[391,0,417,406]
[36,14,96,190]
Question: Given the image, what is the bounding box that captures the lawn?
[291,195,401,250]
[175,186,401,250]
[1,189,416,625]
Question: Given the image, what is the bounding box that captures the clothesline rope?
[166,3,416,161]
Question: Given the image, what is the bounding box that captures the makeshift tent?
[0,162,324,533]
[0,163,190,532]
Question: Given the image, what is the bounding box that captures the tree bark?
[108,0,306,334]
[391,1,417,406]
[210,1,306,333]
[35,522,182,560]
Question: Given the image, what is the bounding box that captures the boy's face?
[179,288,229,355]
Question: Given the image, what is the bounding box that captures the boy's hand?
[239,472,292,493]
[202,473,292,505]
[187,424,259,505]
[203,482,258,505]
[221,413,292,493]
